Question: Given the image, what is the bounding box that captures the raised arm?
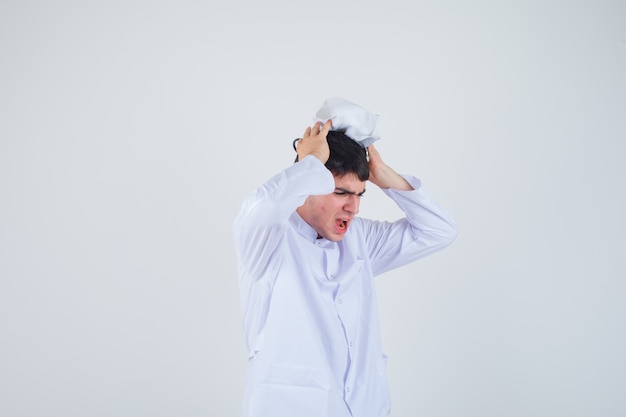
[233,121,334,277]
[361,144,458,275]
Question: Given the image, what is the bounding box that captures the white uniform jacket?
[233,155,458,417]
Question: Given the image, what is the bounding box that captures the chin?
[326,233,345,242]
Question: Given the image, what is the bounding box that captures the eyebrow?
[335,187,366,197]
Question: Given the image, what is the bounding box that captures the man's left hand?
[367,144,414,191]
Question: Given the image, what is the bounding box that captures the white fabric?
[233,155,458,417]
[315,97,381,147]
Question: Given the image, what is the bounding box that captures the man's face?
[297,173,366,242]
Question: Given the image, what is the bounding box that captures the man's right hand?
[295,120,332,164]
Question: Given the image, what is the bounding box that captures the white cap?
[314,97,381,147]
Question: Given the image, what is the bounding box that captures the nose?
[344,194,360,215]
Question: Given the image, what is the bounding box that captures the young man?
[233,104,458,417]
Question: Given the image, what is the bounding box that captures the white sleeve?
[362,175,458,276]
[233,156,335,278]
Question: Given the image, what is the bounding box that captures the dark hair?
[294,130,369,181]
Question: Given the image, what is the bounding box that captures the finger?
[312,121,322,134]
[303,126,311,137]
[320,119,332,136]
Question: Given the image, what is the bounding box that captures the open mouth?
[335,219,348,232]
